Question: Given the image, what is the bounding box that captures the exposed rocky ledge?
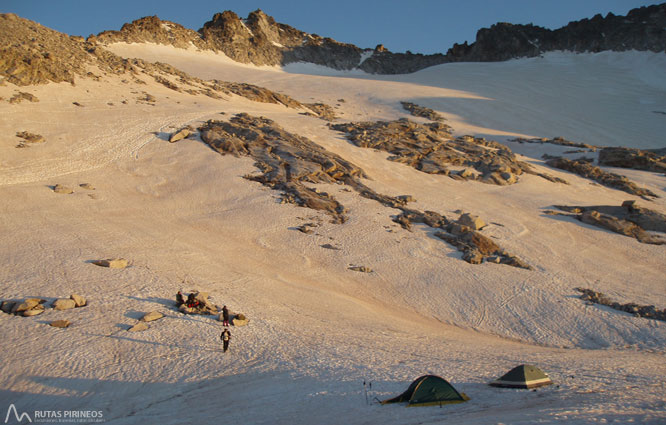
[575,288,666,322]
[330,118,566,186]
[401,101,445,122]
[545,157,658,198]
[199,113,530,267]
[598,147,666,174]
[551,201,666,245]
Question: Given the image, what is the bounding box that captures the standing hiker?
[222,305,229,326]
[220,328,231,353]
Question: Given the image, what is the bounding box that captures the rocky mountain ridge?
[90,4,666,74]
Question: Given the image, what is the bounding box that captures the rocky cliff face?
[445,4,666,62]
[76,4,666,74]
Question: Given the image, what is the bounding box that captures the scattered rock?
[0,301,16,314]
[141,311,164,322]
[70,294,87,307]
[9,91,39,104]
[53,298,76,311]
[128,322,149,332]
[53,184,74,194]
[458,213,486,230]
[232,313,249,326]
[79,183,95,190]
[22,308,44,317]
[50,319,71,328]
[297,223,317,234]
[72,101,84,107]
[15,298,44,313]
[320,243,340,250]
[349,265,372,273]
[16,131,45,144]
[169,127,192,143]
[92,258,129,268]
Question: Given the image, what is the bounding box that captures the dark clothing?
[186,293,198,308]
[220,329,231,353]
[222,306,229,326]
[176,292,184,306]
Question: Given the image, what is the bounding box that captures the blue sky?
[2,0,661,53]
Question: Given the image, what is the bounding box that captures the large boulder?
[53,298,76,310]
[232,313,249,327]
[22,306,45,317]
[70,294,87,307]
[458,213,486,230]
[15,298,44,313]
[169,128,191,143]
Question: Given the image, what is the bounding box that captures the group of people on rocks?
[176,291,232,353]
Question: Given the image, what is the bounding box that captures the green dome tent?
[381,375,470,407]
[489,364,553,389]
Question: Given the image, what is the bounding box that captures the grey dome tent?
[381,375,470,407]
[489,364,553,389]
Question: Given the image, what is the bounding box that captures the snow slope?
[0,45,664,424]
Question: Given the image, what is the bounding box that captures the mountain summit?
[90,5,666,73]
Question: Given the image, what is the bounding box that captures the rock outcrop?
[401,101,445,122]
[330,119,565,185]
[546,157,657,198]
[200,113,365,224]
[200,113,530,268]
[575,288,666,322]
[553,201,666,245]
[598,147,666,173]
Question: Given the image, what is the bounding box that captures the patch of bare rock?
[9,91,39,104]
[575,288,666,321]
[16,131,45,144]
[510,136,598,151]
[401,101,445,122]
[551,200,666,244]
[329,119,566,185]
[545,157,657,198]
[200,113,530,268]
[598,147,666,173]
